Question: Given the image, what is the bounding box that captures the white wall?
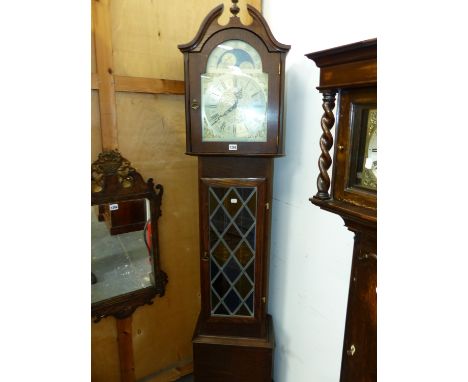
[263,1,377,381]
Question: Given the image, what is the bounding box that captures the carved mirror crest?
[91,150,167,322]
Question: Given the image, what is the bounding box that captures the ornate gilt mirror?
[91,150,167,322]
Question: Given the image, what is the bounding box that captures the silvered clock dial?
[201,40,268,142]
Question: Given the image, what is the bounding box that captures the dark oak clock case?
[306,39,377,382]
[179,2,289,381]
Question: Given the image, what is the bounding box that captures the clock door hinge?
[278,63,281,76]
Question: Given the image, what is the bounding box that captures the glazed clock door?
[187,29,282,155]
[334,87,377,210]
[199,177,267,337]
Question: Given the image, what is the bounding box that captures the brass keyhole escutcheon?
[202,251,209,261]
[358,252,377,261]
[191,99,200,110]
[347,344,356,356]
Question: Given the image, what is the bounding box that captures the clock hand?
[219,98,238,118]
[208,97,238,126]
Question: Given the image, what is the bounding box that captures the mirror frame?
[91,150,167,322]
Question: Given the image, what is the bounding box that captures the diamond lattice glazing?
[209,186,256,316]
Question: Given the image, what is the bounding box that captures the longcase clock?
[306,39,377,382]
[178,1,289,381]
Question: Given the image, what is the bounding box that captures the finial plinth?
[230,0,240,17]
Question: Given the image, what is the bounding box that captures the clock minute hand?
[220,98,238,118]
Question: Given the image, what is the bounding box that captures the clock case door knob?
[347,344,356,356]
[191,99,200,110]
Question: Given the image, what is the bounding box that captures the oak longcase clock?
[179,1,289,381]
[307,39,377,382]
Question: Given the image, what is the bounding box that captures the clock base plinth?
[193,314,275,382]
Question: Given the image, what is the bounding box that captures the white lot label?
[228,144,238,151]
[109,203,119,211]
[230,198,238,204]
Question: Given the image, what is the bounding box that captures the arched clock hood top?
[178,4,290,54]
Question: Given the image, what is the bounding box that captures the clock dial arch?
[206,39,263,73]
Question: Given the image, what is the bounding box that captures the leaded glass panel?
[235,242,253,266]
[212,241,230,266]
[209,185,257,317]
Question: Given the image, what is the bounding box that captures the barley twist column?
[315,90,337,199]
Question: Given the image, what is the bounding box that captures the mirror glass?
[91,198,154,304]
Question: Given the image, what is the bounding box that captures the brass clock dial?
[201,40,268,142]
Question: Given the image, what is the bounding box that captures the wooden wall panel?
[91,19,97,74]
[93,0,119,149]
[110,0,262,80]
[91,316,121,382]
[91,90,102,161]
[115,92,200,379]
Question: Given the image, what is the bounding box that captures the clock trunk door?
[199,177,267,338]
[340,233,377,382]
